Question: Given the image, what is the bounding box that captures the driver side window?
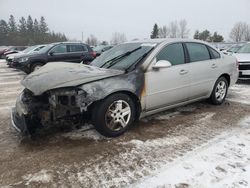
[156,43,185,65]
[51,44,67,54]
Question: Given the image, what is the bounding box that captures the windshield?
[23,46,37,53]
[91,42,156,70]
[38,44,54,54]
[237,43,250,53]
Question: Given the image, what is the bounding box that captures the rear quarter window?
[69,45,85,52]
[208,46,221,59]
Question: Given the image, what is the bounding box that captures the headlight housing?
[19,57,29,63]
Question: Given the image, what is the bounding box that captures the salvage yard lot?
[0,59,250,187]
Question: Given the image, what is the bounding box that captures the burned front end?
[11,88,89,134]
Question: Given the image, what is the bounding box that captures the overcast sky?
[1,0,250,42]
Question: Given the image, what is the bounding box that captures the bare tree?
[110,32,127,45]
[230,22,250,42]
[169,21,179,38]
[178,19,189,38]
[245,24,250,41]
[159,26,169,38]
[86,34,98,46]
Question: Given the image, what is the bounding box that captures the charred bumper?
[11,107,28,133]
[10,90,44,134]
[11,92,30,133]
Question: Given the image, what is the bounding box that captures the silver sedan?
[11,39,239,137]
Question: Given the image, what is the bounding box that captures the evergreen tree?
[18,17,27,34]
[150,23,159,39]
[0,15,67,45]
[8,15,17,32]
[210,32,224,42]
[0,20,9,44]
[33,19,39,34]
[26,15,34,33]
[193,30,200,39]
[39,16,48,34]
[198,30,211,41]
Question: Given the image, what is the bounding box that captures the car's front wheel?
[92,93,136,137]
[31,63,43,73]
[209,77,229,105]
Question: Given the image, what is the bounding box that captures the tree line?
[151,20,190,39]
[0,15,68,46]
[85,32,127,46]
[150,20,250,43]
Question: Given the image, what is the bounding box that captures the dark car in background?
[12,42,96,73]
[93,45,113,56]
[3,46,27,58]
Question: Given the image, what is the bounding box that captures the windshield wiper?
[100,47,142,68]
[124,47,154,73]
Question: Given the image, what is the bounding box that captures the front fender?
[78,69,145,107]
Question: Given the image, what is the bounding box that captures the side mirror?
[49,51,54,56]
[152,60,172,70]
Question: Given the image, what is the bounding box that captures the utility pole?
[81,32,84,42]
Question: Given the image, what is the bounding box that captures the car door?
[184,42,220,99]
[145,42,191,111]
[67,44,86,63]
[48,44,68,62]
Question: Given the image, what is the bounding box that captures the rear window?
[186,43,210,62]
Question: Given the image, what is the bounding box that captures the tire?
[209,77,228,105]
[92,93,136,137]
[31,63,43,73]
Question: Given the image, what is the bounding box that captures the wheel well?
[93,91,142,121]
[120,91,142,120]
[30,62,45,71]
[220,74,230,86]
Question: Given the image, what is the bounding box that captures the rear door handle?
[211,64,218,69]
[179,69,189,75]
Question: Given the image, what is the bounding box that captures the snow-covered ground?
[228,83,250,105]
[135,117,250,188]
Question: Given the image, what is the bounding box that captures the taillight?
[91,51,96,58]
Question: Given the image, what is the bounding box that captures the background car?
[0,46,9,59]
[2,46,27,58]
[6,45,46,66]
[93,45,113,56]
[233,42,250,79]
[12,42,96,73]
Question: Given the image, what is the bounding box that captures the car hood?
[7,52,23,58]
[233,53,250,62]
[15,53,39,59]
[21,62,124,95]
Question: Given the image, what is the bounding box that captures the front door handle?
[211,64,218,69]
[179,69,189,75]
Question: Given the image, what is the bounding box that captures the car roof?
[50,42,88,45]
[124,38,211,45]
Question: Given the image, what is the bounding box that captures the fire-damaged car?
[11,39,238,137]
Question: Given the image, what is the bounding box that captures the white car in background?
[233,42,250,79]
[6,45,46,65]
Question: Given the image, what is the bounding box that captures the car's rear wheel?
[31,63,43,73]
[92,93,136,137]
[209,77,228,105]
